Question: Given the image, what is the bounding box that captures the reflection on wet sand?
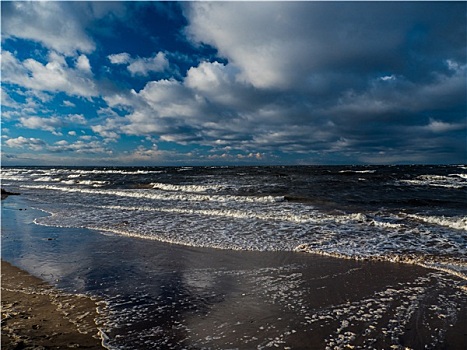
[2,196,466,349]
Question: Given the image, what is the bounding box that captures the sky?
[1,1,466,166]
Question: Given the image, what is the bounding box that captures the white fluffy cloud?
[49,140,111,154]
[2,2,95,56]
[185,2,351,89]
[19,116,63,134]
[128,52,169,76]
[100,65,253,145]
[108,53,132,65]
[2,51,98,97]
[91,124,120,141]
[5,135,111,156]
[1,87,19,109]
[18,114,88,136]
[76,55,92,73]
[108,52,169,76]
[2,2,126,56]
[138,79,197,117]
[66,114,88,125]
[185,61,246,107]
[5,136,46,151]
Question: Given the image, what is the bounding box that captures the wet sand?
[2,195,467,349]
[2,251,466,349]
[1,260,105,349]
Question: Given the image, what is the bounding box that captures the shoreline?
[1,260,106,350]
[2,195,466,349]
[2,247,466,349]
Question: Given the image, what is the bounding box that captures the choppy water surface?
[3,165,466,278]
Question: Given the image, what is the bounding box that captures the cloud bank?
[2,2,465,165]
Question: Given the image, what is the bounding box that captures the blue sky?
[1,1,466,166]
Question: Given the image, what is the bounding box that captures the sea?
[2,164,467,349]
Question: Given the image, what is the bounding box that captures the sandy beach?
[2,241,466,349]
[1,260,105,350]
[2,194,466,349]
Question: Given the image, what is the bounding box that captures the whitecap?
[406,214,467,231]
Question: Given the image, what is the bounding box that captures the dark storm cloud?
[184,2,465,87]
[178,1,467,163]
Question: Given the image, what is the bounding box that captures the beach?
[2,194,466,349]
[2,236,466,350]
[1,165,466,349]
[1,260,104,349]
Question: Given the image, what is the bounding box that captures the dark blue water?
[2,165,466,276]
